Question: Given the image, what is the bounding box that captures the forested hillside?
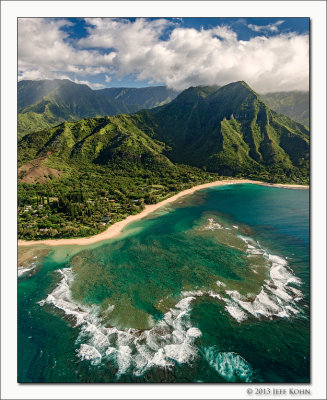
[18,81,309,240]
[261,91,309,127]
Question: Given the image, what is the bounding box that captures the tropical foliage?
[261,91,309,127]
[18,81,309,240]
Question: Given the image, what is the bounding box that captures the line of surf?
[18,179,309,248]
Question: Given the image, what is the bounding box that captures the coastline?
[18,179,309,248]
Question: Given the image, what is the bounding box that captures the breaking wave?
[37,217,305,375]
[18,259,38,277]
[38,269,202,377]
[198,218,304,323]
[220,236,304,322]
[204,346,255,382]
[201,218,223,231]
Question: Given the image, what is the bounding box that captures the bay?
[18,184,309,383]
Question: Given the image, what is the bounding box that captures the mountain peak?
[221,80,256,92]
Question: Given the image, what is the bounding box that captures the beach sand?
[18,179,309,248]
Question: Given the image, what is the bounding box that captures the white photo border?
[1,1,326,399]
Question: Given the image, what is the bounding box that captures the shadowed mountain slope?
[261,91,309,127]
[148,81,309,177]
[97,86,179,110]
[18,81,309,183]
[18,80,133,138]
[18,80,180,139]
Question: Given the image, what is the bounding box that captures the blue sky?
[18,17,309,92]
[63,17,309,43]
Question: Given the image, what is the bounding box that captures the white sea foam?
[224,303,248,323]
[39,228,305,375]
[18,267,33,277]
[220,237,304,322]
[38,268,203,376]
[38,268,93,327]
[238,235,267,257]
[18,262,37,277]
[208,291,223,300]
[287,286,303,301]
[116,346,133,375]
[187,327,202,338]
[202,218,223,231]
[204,347,254,382]
[77,344,102,365]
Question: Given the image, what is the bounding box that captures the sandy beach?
[18,179,309,248]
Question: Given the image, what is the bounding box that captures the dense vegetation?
[18,162,216,240]
[18,79,309,138]
[18,80,179,138]
[261,91,309,127]
[18,80,133,138]
[18,81,309,240]
[149,82,309,178]
[18,114,219,239]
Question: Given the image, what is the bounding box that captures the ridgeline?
[18,81,309,240]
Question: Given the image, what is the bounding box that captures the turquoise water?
[18,184,309,383]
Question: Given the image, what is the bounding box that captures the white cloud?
[18,18,112,79]
[248,20,285,33]
[18,18,309,93]
[72,78,105,89]
[212,25,238,41]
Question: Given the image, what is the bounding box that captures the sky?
[18,17,309,93]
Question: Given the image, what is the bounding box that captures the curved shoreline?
[18,179,309,247]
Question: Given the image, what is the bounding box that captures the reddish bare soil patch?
[18,159,63,184]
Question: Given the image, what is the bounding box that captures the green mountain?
[18,81,309,240]
[19,81,309,181]
[18,80,309,142]
[18,80,180,139]
[18,79,66,111]
[260,91,309,127]
[97,86,179,110]
[18,113,173,171]
[147,81,309,179]
[18,114,214,240]
[18,80,134,138]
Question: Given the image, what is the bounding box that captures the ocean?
[18,183,310,383]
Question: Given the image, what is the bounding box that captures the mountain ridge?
[147,81,309,177]
[261,91,309,127]
[18,80,179,138]
[19,81,309,180]
[18,79,309,139]
[18,80,134,138]
[97,86,179,110]
[18,81,309,240]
